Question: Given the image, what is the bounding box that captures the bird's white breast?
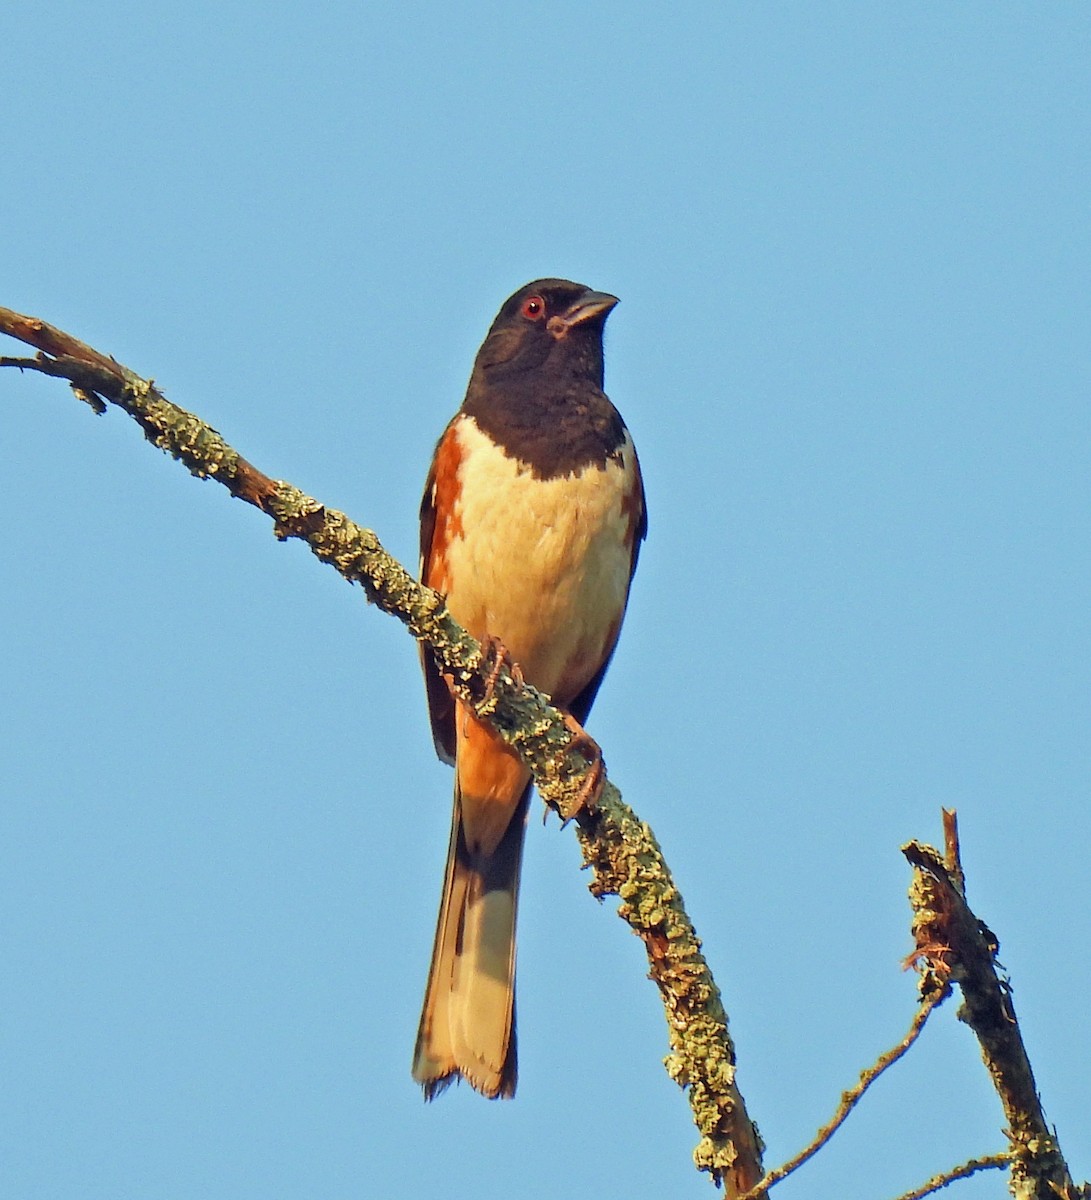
[441,415,636,703]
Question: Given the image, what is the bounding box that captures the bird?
[412,278,646,1100]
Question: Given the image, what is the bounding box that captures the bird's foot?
[560,712,605,819]
[477,635,523,711]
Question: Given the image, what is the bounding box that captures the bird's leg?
[560,712,605,817]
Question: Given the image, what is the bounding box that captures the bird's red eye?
[520,295,546,320]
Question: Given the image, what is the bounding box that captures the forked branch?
[904,811,1087,1200]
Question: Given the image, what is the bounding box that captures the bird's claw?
[560,712,605,820]
[477,635,523,711]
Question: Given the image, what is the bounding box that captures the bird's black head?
[460,278,626,477]
[472,278,619,392]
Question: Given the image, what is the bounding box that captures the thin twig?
[889,1152,1012,1200]
[738,989,948,1200]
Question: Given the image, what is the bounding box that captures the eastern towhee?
[413,279,646,1099]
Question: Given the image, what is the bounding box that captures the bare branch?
[738,989,947,1200]
[890,1153,1013,1200]
[1,305,763,1193]
[904,811,1088,1200]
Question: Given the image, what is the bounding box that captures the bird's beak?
[561,290,619,327]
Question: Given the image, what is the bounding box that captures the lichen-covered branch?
[577,794,764,1191]
[1,305,763,1193]
[903,812,1088,1200]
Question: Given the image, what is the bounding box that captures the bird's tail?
[412,780,530,1099]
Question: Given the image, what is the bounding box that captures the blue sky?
[3,5,1088,1198]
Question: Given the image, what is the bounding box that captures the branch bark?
[1,306,763,1193]
[904,811,1088,1200]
